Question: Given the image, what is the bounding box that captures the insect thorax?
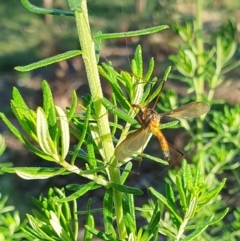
[142,109,161,128]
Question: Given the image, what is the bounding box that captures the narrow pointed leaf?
[83,199,94,241]
[85,226,121,241]
[0,113,56,161]
[49,211,72,241]
[122,193,136,233]
[36,108,59,161]
[100,97,138,126]
[176,175,187,210]
[182,214,214,241]
[15,50,82,72]
[42,80,57,131]
[120,162,133,184]
[140,203,160,241]
[132,45,143,77]
[198,179,226,204]
[110,183,143,195]
[103,188,116,238]
[20,0,74,16]
[94,25,169,40]
[55,106,70,160]
[0,167,69,179]
[67,91,78,122]
[58,181,96,202]
[149,187,182,223]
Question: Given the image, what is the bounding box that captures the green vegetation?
[0,0,240,240]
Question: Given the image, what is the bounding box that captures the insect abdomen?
[150,123,170,161]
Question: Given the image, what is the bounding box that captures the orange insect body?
[136,105,170,161]
[115,101,210,162]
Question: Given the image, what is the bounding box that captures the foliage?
[0,136,31,240]
[0,0,239,240]
[0,194,31,240]
[0,134,6,157]
[164,0,240,239]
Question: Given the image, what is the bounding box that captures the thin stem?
[176,217,189,241]
[195,0,205,173]
[74,1,126,238]
[73,199,78,240]
[195,0,204,100]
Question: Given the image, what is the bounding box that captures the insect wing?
[115,128,151,162]
[163,102,210,119]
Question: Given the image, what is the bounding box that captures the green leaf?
[98,65,132,111]
[142,78,165,107]
[144,57,155,81]
[141,153,168,165]
[103,188,117,238]
[20,0,74,16]
[83,199,94,241]
[66,183,100,192]
[109,183,143,195]
[166,183,180,228]
[0,113,56,162]
[94,25,169,40]
[15,50,82,72]
[149,187,182,223]
[120,71,133,90]
[125,213,136,235]
[85,225,121,241]
[0,135,6,156]
[36,108,59,161]
[111,93,119,136]
[66,91,78,122]
[182,214,215,241]
[12,87,30,111]
[163,66,172,81]
[100,97,138,127]
[70,103,92,165]
[206,208,229,225]
[122,193,136,233]
[77,208,103,215]
[42,80,57,133]
[198,178,226,207]
[58,182,97,202]
[68,0,82,11]
[49,211,72,241]
[140,203,160,241]
[132,45,143,78]
[181,159,188,189]
[120,162,133,184]
[55,106,70,160]
[185,196,198,219]
[176,175,187,211]
[26,215,54,240]
[11,88,38,140]
[141,77,158,104]
[0,167,68,180]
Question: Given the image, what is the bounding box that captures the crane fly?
[114,92,210,162]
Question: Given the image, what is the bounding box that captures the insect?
[114,89,210,162]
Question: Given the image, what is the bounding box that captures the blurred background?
[0,0,240,235]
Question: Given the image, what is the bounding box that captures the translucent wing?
[162,102,210,119]
[115,128,151,162]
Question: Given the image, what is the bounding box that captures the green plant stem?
[73,199,78,240]
[195,0,204,100]
[195,0,205,173]
[176,217,189,241]
[74,1,126,238]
